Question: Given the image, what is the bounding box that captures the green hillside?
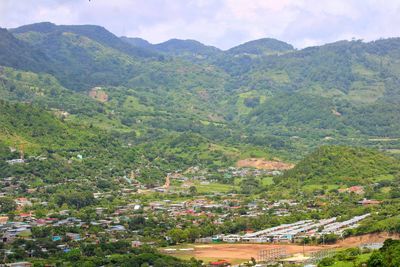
[0,28,50,73]
[282,146,400,186]
[0,22,399,164]
[0,100,107,155]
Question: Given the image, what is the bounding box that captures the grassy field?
[261,177,274,186]
[328,253,371,267]
[302,184,339,191]
[193,182,238,193]
[170,253,245,265]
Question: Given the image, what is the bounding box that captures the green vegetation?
[227,38,294,56]
[1,21,400,266]
[282,146,400,186]
[367,239,400,267]
[321,239,400,267]
[0,23,399,160]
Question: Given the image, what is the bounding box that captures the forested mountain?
[0,28,50,73]
[1,22,400,169]
[121,37,223,61]
[227,38,294,56]
[153,39,222,58]
[11,22,157,59]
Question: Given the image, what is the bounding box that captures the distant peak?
[120,36,152,48]
[154,38,221,54]
[228,38,294,55]
[10,22,57,34]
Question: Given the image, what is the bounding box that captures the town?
[0,159,388,267]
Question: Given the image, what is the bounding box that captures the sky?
[1,0,400,49]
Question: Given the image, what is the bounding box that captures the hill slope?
[0,28,50,73]
[282,146,400,185]
[1,22,400,162]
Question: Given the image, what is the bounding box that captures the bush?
[318,257,335,266]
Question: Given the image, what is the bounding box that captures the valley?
[0,21,399,267]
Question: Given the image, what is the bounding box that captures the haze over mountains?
[1,21,400,173]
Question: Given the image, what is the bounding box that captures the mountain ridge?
[1,22,400,161]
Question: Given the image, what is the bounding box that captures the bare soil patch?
[89,87,108,102]
[236,158,294,170]
[164,233,400,264]
[193,243,325,260]
[336,232,400,248]
[165,243,327,264]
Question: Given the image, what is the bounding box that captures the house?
[131,240,142,247]
[26,188,37,194]
[5,262,32,267]
[66,233,81,241]
[14,198,32,208]
[339,186,364,195]
[108,225,126,232]
[222,234,241,243]
[59,210,70,215]
[52,236,62,241]
[95,207,106,215]
[16,212,35,222]
[6,159,25,165]
[93,192,103,199]
[0,216,9,224]
[211,235,223,242]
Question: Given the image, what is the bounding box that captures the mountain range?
[1,21,400,183]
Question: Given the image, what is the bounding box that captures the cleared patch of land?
[162,233,400,264]
[192,243,324,260]
[236,158,294,170]
[163,243,327,264]
[335,232,400,248]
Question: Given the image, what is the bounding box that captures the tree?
[0,197,17,213]
[240,177,261,194]
[367,251,384,267]
[167,229,187,244]
[185,228,200,242]
[189,186,197,195]
[318,257,335,266]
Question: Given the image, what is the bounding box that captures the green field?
[193,182,238,193]
[328,253,371,267]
